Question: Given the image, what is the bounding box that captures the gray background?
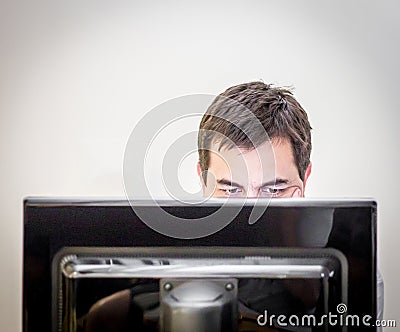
[1,0,399,330]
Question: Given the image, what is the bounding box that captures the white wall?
[1,0,399,330]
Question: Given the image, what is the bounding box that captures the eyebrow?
[216,179,244,188]
[262,178,290,187]
[216,178,289,188]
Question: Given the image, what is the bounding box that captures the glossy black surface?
[23,198,377,331]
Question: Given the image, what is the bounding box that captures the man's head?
[197,81,312,198]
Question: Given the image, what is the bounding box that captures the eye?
[220,187,242,195]
[261,187,283,195]
[227,188,241,194]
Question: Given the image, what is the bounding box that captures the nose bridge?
[246,186,259,198]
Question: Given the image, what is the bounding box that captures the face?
[197,138,311,198]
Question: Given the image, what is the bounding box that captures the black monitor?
[23,198,377,331]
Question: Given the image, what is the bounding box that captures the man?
[197,81,311,199]
[196,81,383,329]
[86,83,315,331]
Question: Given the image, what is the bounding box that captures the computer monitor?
[23,198,377,331]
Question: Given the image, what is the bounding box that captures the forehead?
[207,138,299,184]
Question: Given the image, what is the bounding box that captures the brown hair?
[198,81,312,181]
